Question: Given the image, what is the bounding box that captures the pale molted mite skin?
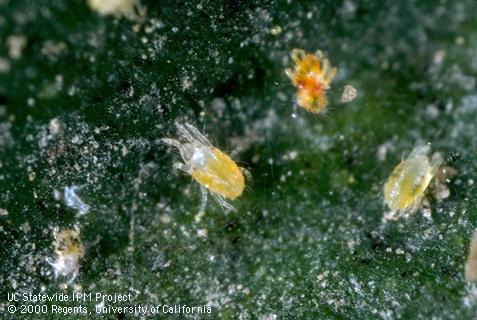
[46,227,85,284]
[383,145,442,219]
[465,230,477,281]
[340,85,358,103]
[64,186,90,216]
[162,121,245,220]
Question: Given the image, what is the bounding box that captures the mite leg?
[384,209,406,221]
[431,152,444,172]
[322,58,329,76]
[284,68,295,81]
[183,122,211,145]
[172,162,189,174]
[194,186,208,222]
[325,67,337,84]
[240,167,252,181]
[291,48,306,64]
[315,49,324,59]
[199,185,208,213]
[175,122,211,146]
[229,146,241,159]
[211,193,236,213]
[162,138,183,150]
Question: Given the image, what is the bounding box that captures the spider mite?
[162,122,245,221]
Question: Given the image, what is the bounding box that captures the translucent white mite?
[46,226,85,284]
[383,145,442,219]
[466,230,477,281]
[162,122,245,220]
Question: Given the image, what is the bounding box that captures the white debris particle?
[49,118,62,135]
[433,49,446,64]
[432,184,450,201]
[421,208,432,219]
[349,276,362,293]
[347,239,358,251]
[20,222,31,233]
[340,84,358,103]
[211,98,226,118]
[0,208,8,216]
[194,210,205,223]
[27,98,35,107]
[0,122,13,148]
[6,35,27,59]
[144,18,164,33]
[270,25,282,35]
[425,104,439,119]
[395,248,405,255]
[316,272,328,283]
[0,57,11,74]
[64,186,90,215]
[71,135,82,144]
[41,40,67,58]
[181,77,193,91]
[455,36,465,45]
[462,284,477,308]
[282,150,298,161]
[197,228,208,237]
[159,214,172,224]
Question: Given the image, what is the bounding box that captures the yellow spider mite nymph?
[162,122,245,220]
[383,145,443,219]
[285,48,337,113]
[87,0,138,17]
[46,226,85,284]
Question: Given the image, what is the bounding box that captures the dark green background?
[1,0,477,318]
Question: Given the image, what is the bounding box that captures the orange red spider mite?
[286,49,336,113]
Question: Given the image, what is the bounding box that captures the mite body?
[286,49,336,113]
[383,145,442,219]
[163,122,245,219]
